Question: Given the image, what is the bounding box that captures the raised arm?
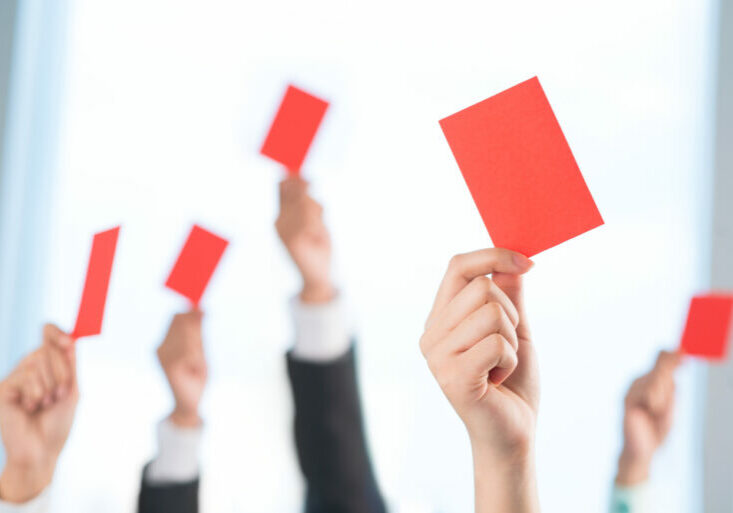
[0,325,78,511]
[137,311,207,513]
[276,177,386,513]
[419,248,539,513]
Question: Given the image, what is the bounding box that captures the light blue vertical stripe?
[0,0,68,468]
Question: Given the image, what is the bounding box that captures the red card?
[165,225,229,307]
[679,294,733,359]
[439,76,604,257]
[260,85,329,175]
[72,226,120,339]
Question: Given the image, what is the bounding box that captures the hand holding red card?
[679,293,733,360]
[439,77,603,257]
[72,226,120,339]
[165,225,229,307]
[260,84,329,175]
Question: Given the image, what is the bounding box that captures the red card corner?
[679,293,733,360]
[439,76,603,257]
[72,226,121,339]
[165,224,229,307]
[260,84,329,174]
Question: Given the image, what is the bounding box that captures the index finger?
[279,177,308,204]
[653,350,682,376]
[427,248,533,325]
[43,323,73,351]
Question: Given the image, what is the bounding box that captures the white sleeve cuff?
[610,482,649,513]
[290,294,352,362]
[0,488,50,513]
[145,417,202,484]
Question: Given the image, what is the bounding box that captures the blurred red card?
[260,85,329,175]
[165,225,229,307]
[439,76,603,257]
[72,226,120,339]
[679,294,733,359]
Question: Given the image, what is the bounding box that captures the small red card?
[165,225,229,307]
[260,84,329,175]
[439,76,603,257]
[72,226,120,339]
[679,294,733,359]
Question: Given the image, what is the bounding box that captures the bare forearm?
[0,461,54,503]
[472,446,540,513]
[615,449,651,486]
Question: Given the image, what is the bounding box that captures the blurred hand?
[616,350,680,486]
[275,177,334,304]
[0,324,78,503]
[157,311,207,428]
[420,248,538,513]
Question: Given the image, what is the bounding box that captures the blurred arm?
[291,293,351,362]
[137,419,201,513]
[0,490,50,513]
[288,295,386,513]
[610,483,649,513]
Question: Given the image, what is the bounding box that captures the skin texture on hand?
[616,350,681,486]
[0,324,78,503]
[157,311,208,428]
[420,248,539,513]
[275,177,335,304]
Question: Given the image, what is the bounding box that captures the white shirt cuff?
[290,294,352,362]
[610,482,649,513]
[0,488,50,513]
[145,417,202,484]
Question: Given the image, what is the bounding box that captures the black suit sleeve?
[137,463,199,513]
[287,346,388,513]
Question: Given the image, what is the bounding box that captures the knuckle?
[447,254,463,273]
[418,334,430,356]
[484,301,503,320]
[471,275,492,292]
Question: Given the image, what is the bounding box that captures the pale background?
[0,0,722,511]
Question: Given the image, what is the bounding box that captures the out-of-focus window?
[36,0,718,511]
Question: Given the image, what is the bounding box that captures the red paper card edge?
[260,84,330,175]
[164,224,230,308]
[679,293,733,360]
[71,226,121,340]
[438,76,604,257]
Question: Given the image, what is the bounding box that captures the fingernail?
[42,395,52,407]
[512,253,533,269]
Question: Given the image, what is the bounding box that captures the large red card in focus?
[165,225,229,307]
[439,77,603,257]
[260,85,329,174]
[679,294,733,359]
[72,226,120,339]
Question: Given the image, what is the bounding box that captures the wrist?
[300,281,335,304]
[471,444,539,513]
[169,408,202,428]
[0,460,55,503]
[616,449,651,486]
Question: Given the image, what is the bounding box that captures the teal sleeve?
[610,483,649,513]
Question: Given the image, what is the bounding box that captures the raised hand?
[157,311,208,428]
[616,350,680,486]
[275,177,334,304]
[0,325,78,503]
[420,248,538,513]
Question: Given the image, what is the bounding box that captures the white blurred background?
[0,0,723,511]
